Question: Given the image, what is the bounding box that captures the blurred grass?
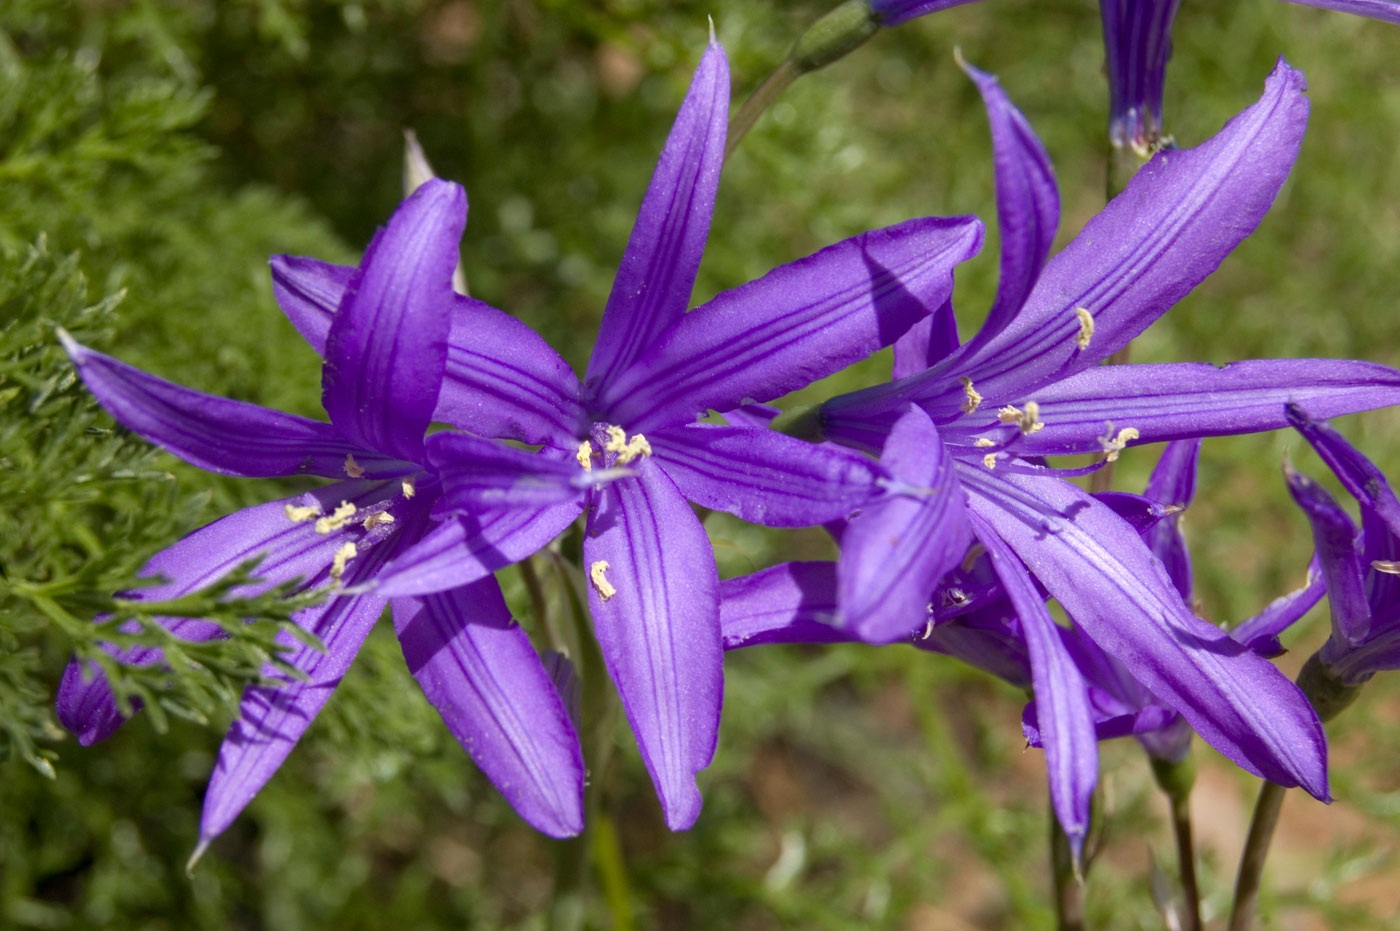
[3,1,1400,928]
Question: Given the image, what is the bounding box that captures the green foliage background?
[1,1,1398,928]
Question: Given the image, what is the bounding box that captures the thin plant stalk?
[1050,805,1086,931]
[726,58,800,161]
[1150,753,1200,931]
[1227,780,1287,931]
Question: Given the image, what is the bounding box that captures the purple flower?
[1283,403,1400,687]
[56,180,589,854]
[266,38,984,829]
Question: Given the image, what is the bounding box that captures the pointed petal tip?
[55,326,83,360]
[661,780,704,832]
[186,837,211,876]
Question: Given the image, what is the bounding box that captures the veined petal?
[891,299,960,379]
[1099,0,1183,151]
[392,581,585,837]
[1273,0,1400,25]
[428,433,601,510]
[322,179,465,462]
[957,59,1059,345]
[1229,556,1324,656]
[1285,465,1371,646]
[960,465,1329,798]
[869,0,987,26]
[372,500,583,597]
[270,256,585,447]
[584,40,729,397]
[839,406,972,643]
[599,216,984,432]
[57,480,399,745]
[968,511,1097,849]
[1143,439,1201,603]
[649,423,882,527]
[719,562,849,649]
[583,459,721,830]
[1287,402,1400,539]
[953,359,1400,457]
[59,332,409,479]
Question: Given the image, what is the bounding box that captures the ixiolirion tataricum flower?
[265,36,984,830]
[746,58,1400,848]
[56,179,590,858]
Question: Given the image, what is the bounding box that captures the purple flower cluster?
[56,32,1400,861]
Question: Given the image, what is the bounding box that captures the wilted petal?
[59,332,410,479]
[958,359,1400,457]
[583,459,721,830]
[322,179,464,462]
[373,500,584,597]
[649,423,881,527]
[57,480,398,744]
[1273,0,1400,25]
[1285,465,1371,646]
[1287,402,1400,539]
[600,216,984,431]
[429,433,605,509]
[960,464,1329,799]
[891,299,960,379]
[585,41,730,397]
[719,562,850,649]
[839,406,972,643]
[392,581,585,837]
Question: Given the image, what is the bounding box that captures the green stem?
[725,58,800,162]
[1152,754,1201,931]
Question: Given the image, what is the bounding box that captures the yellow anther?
[402,480,416,499]
[974,438,996,448]
[576,440,594,471]
[998,405,1023,425]
[603,425,652,465]
[330,541,358,582]
[1373,560,1400,575]
[959,376,983,414]
[344,454,365,478]
[1074,307,1094,350]
[983,452,998,470]
[285,503,320,523]
[362,511,396,530]
[1019,401,1045,435]
[589,561,617,601]
[314,500,357,535]
[1098,426,1141,463]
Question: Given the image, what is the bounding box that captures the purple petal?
[1285,465,1371,646]
[649,423,881,527]
[953,359,1400,457]
[57,480,401,744]
[720,403,780,429]
[719,562,850,649]
[957,59,1059,346]
[870,0,987,27]
[1273,0,1400,25]
[1092,492,1177,535]
[59,332,409,479]
[270,256,585,447]
[1287,402,1400,539]
[891,299,960,379]
[322,180,465,462]
[968,511,1097,849]
[582,459,721,830]
[1230,556,1325,656]
[584,41,730,398]
[919,605,1033,688]
[372,500,583,597]
[427,433,601,509]
[599,215,984,432]
[1099,0,1183,151]
[392,581,585,837]
[838,406,973,643]
[960,464,1329,799]
[1143,439,1201,604]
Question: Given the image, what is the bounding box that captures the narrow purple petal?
[322,179,465,462]
[1099,0,1183,151]
[719,562,850,649]
[1287,402,1400,539]
[56,480,401,744]
[838,407,973,643]
[59,332,409,479]
[968,511,1097,849]
[960,465,1329,799]
[372,500,583,597]
[1285,465,1371,646]
[649,423,881,527]
[891,299,960,379]
[870,0,987,27]
[1230,557,1325,655]
[584,41,729,398]
[391,581,585,837]
[428,433,600,509]
[957,59,1059,345]
[599,216,984,432]
[1143,439,1201,603]
[1273,0,1400,25]
[952,359,1400,457]
[1092,492,1176,535]
[270,256,585,446]
[582,459,721,830]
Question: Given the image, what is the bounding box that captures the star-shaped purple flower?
[56,179,589,854]
[266,37,984,829]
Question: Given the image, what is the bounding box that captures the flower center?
[578,422,653,471]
